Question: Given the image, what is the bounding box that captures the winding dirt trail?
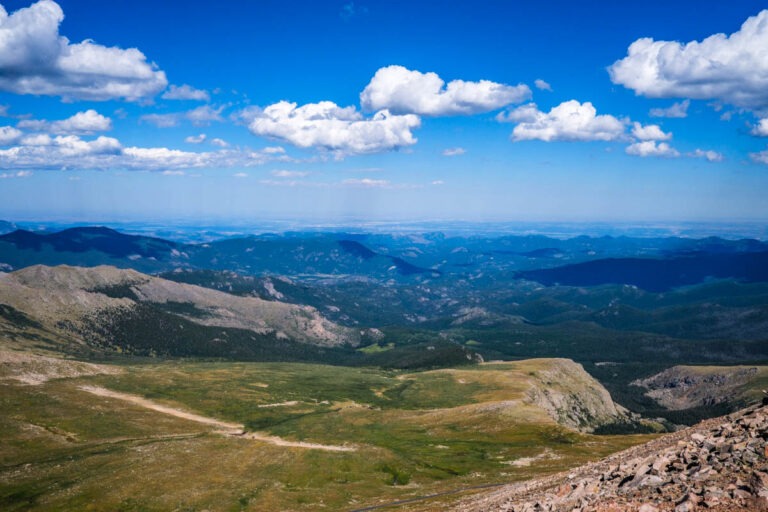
[79,385,355,452]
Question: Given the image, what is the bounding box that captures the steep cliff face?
[524,358,630,432]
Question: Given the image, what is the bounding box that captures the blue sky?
[0,0,768,223]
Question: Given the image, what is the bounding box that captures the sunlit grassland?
[1,360,652,511]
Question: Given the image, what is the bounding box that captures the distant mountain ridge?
[0,227,179,258]
[1,225,768,291]
[518,251,768,292]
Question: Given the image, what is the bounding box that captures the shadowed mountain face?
[0,227,178,259]
[0,220,17,235]
[517,252,768,292]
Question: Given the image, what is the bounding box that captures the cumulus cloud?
[162,84,210,101]
[262,146,285,154]
[534,79,552,91]
[631,122,672,141]
[210,137,229,148]
[508,101,626,142]
[442,147,465,156]
[625,140,680,158]
[688,148,724,162]
[185,134,206,144]
[749,148,768,165]
[496,103,541,123]
[0,125,22,145]
[271,169,309,178]
[0,0,166,101]
[0,134,288,171]
[752,118,768,136]
[18,109,111,134]
[360,65,530,116]
[609,10,768,110]
[244,100,420,155]
[649,99,690,118]
[186,105,224,125]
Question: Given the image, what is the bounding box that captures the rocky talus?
[454,403,768,511]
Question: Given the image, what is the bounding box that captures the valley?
[1,225,768,510]
[1,355,648,511]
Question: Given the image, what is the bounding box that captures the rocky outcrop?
[633,365,767,410]
[524,359,630,432]
[454,403,768,511]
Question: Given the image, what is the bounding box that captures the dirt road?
[79,385,355,452]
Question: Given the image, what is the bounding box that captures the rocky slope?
[0,264,358,348]
[524,359,630,432]
[453,402,768,511]
[634,365,768,411]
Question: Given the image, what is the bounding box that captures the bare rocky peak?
[9,264,149,290]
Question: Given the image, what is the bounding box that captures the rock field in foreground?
[455,403,768,511]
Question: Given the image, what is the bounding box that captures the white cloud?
[0,170,31,178]
[0,134,288,171]
[161,170,185,176]
[233,172,248,178]
[688,148,724,162]
[431,180,445,185]
[259,179,325,188]
[625,140,680,158]
[360,65,530,116]
[140,113,178,128]
[509,101,626,142]
[649,100,690,118]
[609,10,768,110]
[271,169,309,178]
[749,148,768,165]
[244,100,420,155]
[631,122,672,141]
[210,137,229,148]
[185,134,206,144]
[0,125,22,145]
[262,146,285,154]
[442,147,465,156]
[0,0,166,101]
[162,84,210,101]
[20,133,52,146]
[342,178,390,188]
[18,109,112,134]
[186,105,224,125]
[534,79,552,91]
[752,118,768,137]
[496,103,541,123]
[141,105,225,128]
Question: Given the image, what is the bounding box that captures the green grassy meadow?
[0,359,651,511]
